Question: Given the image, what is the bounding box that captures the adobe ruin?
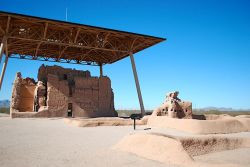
[152,91,192,118]
[11,65,117,118]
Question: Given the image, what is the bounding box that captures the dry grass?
[0,108,9,114]
[192,110,250,116]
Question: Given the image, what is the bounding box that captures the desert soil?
[0,116,172,167]
[0,115,250,167]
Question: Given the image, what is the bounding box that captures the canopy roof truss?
[0,11,165,66]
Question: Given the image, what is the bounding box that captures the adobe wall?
[71,76,115,117]
[45,73,115,117]
[10,72,36,113]
[19,82,36,112]
[45,74,69,117]
[38,64,91,82]
[10,72,22,113]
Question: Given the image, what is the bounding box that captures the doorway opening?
[67,103,73,117]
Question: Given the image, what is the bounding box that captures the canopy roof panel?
[0,11,166,66]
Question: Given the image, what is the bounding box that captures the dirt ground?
[193,148,250,166]
[0,115,250,167]
[0,116,172,167]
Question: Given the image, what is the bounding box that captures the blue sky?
[0,0,249,109]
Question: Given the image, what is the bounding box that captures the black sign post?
[130,113,142,130]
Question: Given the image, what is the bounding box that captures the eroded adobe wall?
[10,73,22,113]
[45,74,68,117]
[19,80,36,112]
[11,65,116,118]
[39,65,116,117]
[98,77,115,116]
[72,76,115,117]
[38,64,90,83]
[152,91,192,119]
[10,72,36,113]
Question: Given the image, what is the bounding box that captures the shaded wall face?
[46,74,68,117]
[46,74,115,117]
[73,77,99,117]
[72,77,115,117]
[19,84,36,112]
[98,77,114,115]
[176,101,192,118]
[38,65,90,82]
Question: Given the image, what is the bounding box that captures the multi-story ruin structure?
[11,65,116,118]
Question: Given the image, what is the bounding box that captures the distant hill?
[197,107,233,111]
[194,107,250,112]
[0,100,10,108]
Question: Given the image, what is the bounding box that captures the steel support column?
[100,64,103,77]
[0,55,8,90]
[0,36,6,63]
[129,52,145,116]
[0,39,8,90]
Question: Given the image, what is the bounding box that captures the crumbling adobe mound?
[113,133,250,167]
[64,116,149,127]
[236,115,250,118]
[179,136,250,156]
[152,91,192,119]
[113,133,194,165]
[147,115,250,134]
[202,114,233,120]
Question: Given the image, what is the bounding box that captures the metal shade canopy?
[0,11,165,66]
